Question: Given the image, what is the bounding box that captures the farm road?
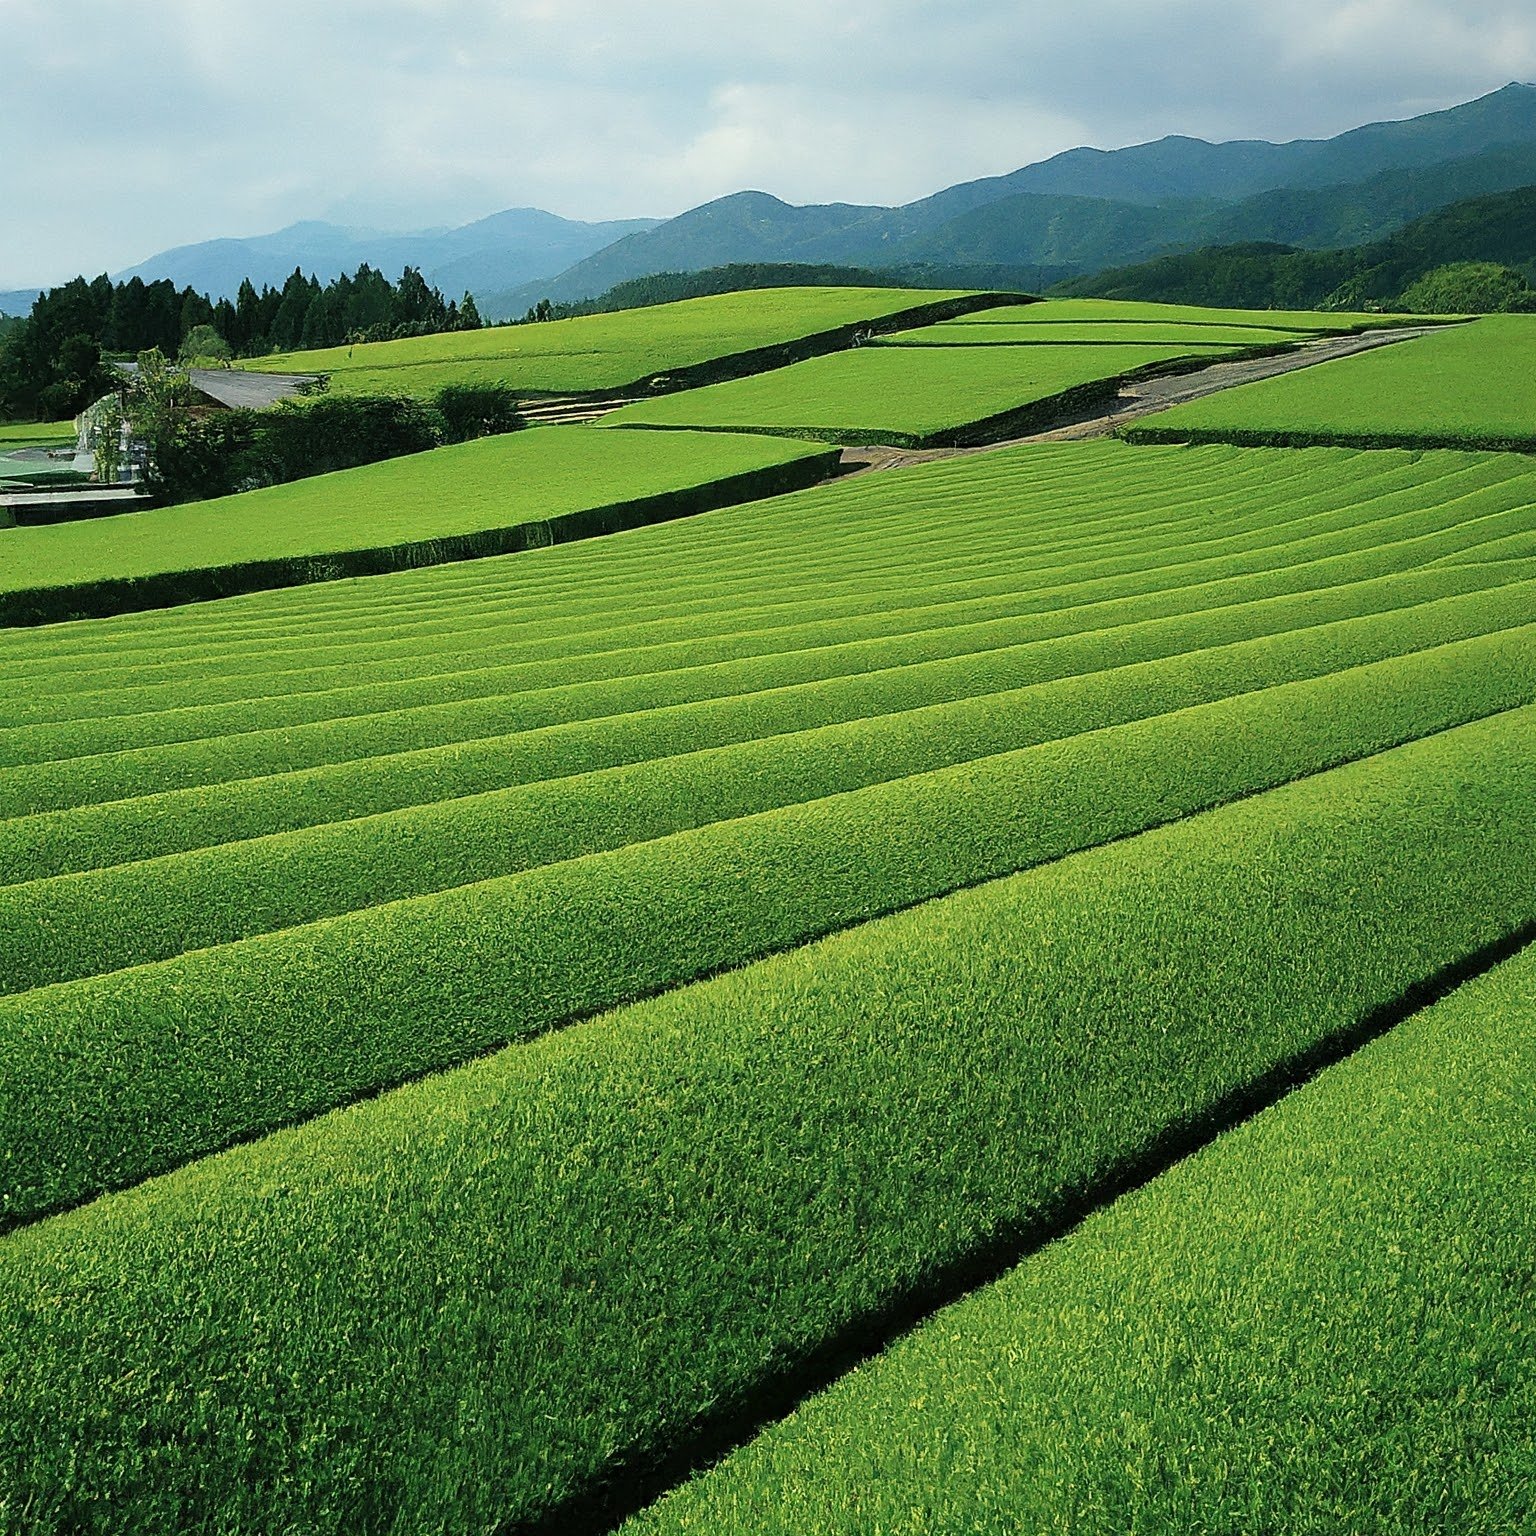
[838,324,1449,473]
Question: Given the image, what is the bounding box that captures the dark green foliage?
[176,323,233,364]
[431,382,520,443]
[1397,260,1536,313]
[148,411,261,505]
[246,393,445,482]
[1056,185,1536,310]
[143,384,524,505]
[0,265,488,421]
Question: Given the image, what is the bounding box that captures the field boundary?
[606,341,1309,451]
[1124,423,1536,454]
[510,291,1032,406]
[0,447,843,627]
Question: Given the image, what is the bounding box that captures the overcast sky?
[3,0,1535,286]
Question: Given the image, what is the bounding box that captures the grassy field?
[0,427,835,620]
[1128,315,1536,451]
[246,286,986,397]
[625,938,1536,1534]
[0,419,75,446]
[602,342,1243,445]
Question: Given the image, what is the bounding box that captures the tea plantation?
[0,289,1531,1533]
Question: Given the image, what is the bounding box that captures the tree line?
[0,265,483,422]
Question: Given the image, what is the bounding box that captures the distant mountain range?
[108,208,659,305]
[10,82,1536,322]
[485,84,1536,314]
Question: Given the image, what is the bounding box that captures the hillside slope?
[1058,184,1536,307]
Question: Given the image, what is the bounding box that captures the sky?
[3,0,1535,286]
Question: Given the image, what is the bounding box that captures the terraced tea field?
[603,341,1258,445]
[949,297,1399,329]
[249,285,998,397]
[3,423,1536,1531]
[1130,313,1536,451]
[0,426,836,622]
[597,294,1419,446]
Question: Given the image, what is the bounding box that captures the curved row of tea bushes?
[0,442,1511,702]
[3,638,1533,1227]
[623,940,1536,1535]
[4,595,1535,994]
[1,444,1499,747]
[4,471,1528,822]
[1,710,1533,1534]
[4,556,1523,885]
[0,440,1313,671]
[4,556,1527,888]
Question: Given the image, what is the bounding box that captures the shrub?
[432,382,523,443]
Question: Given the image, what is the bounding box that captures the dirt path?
[836,325,1447,475]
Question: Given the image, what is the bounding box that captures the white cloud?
[1,0,1531,284]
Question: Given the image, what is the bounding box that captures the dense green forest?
[1055,185,1536,310]
[0,266,482,421]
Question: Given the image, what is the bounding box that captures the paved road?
[838,325,1448,475]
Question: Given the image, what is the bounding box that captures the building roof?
[111,362,321,410]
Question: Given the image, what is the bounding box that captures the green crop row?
[1124,316,1536,453]
[0,441,1502,681]
[4,451,1523,797]
[0,451,1509,766]
[0,439,1326,690]
[1,709,1533,1533]
[6,563,1520,888]
[3,634,1533,1228]
[0,443,1451,726]
[1,487,1524,827]
[5,590,1535,995]
[625,941,1536,1536]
